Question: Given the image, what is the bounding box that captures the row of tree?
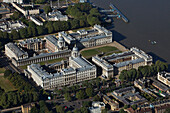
[64,87,94,102]
[66,3,101,26]
[31,100,53,113]
[0,70,40,109]
[119,60,168,81]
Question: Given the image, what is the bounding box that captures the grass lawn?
[81,46,120,58]
[19,58,65,70]
[81,49,99,58]
[97,46,118,53]
[0,76,16,92]
[0,68,5,74]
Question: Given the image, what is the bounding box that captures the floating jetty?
[110,3,129,23]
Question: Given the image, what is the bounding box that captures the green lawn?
[19,58,65,70]
[97,46,118,53]
[0,76,16,92]
[81,46,120,58]
[81,49,99,58]
[0,68,5,74]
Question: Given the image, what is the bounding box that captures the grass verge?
[0,76,16,92]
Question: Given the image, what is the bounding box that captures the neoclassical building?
[92,47,153,77]
[59,25,113,48]
[5,35,71,66]
[25,46,97,89]
[157,72,170,87]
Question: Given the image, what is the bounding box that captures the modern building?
[5,35,71,66]
[24,46,97,89]
[89,102,105,113]
[103,95,119,111]
[0,20,27,33]
[157,72,170,87]
[134,78,150,90]
[152,78,169,92]
[111,86,147,105]
[59,25,113,48]
[92,47,153,77]
[3,0,23,4]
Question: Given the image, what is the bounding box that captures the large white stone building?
[3,0,23,4]
[59,25,113,48]
[158,72,170,87]
[5,43,28,60]
[25,46,97,89]
[0,20,27,33]
[5,35,71,66]
[92,47,153,77]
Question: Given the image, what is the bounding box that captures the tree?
[124,105,129,109]
[45,22,54,34]
[56,105,64,113]
[119,109,127,113]
[87,14,101,26]
[73,109,81,113]
[82,101,91,107]
[10,11,21,20]
[11,30,20,40]
[0,87,4,96]
[43,6,52,14]
[164,108,170,113]
[90,8,101,16]
[35,0,46,4]
[37,26,44,35]
[93,95,101,101]
[102,109,108,113]
[29,21,36,28]
[69,19,80,29]
[76,90,86,100]
[80,107,88,113]
[4,70,12,78]
[64,93,72,101]
[3,32,8,39]
[119,70,128,81]
[131,104,137,110]
[31,106,39,113]
[19,28,28,38]
[85,87,93,97]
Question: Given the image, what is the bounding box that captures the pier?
[110,3,129,23]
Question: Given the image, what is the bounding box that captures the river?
[91,0,170,68]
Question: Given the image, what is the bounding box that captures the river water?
[91,0,170,67]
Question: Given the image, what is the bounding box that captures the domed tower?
[71,44,80,58]
[58,36,65,48]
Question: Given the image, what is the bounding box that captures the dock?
[110,4,129,23]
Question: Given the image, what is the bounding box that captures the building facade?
[25,46,97,89]
[0,20,27,33]
[157,72,170,87]
[59,25,113,48]
[3,0,23,4]
[5,35,71,66]
[11,3,40,16]
[92,47,153,77]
